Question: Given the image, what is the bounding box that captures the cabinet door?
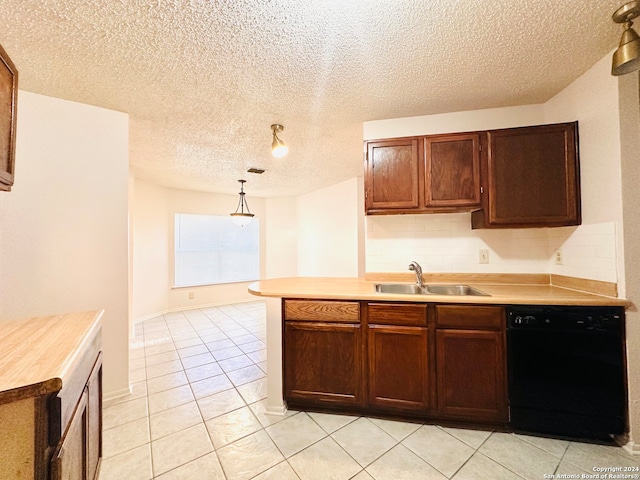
[365,138,421,211]
[436,329,507,423]
[50,391,88,480]
[477,122,580,227]
[425,133,481,208]
[87,357,102,480]
[368,325,429,412]
[284,321,363,407]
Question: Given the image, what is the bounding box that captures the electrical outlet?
[555,249,563,265]
[188,292,194,299]
[479,249,489,264]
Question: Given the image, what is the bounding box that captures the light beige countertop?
[0,310,103,404]
[248,274,631,307]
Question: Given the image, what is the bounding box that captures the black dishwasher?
[507,305,626,440]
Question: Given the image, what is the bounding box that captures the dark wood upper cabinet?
[425,133,481,208]
[0,43,18,192]
[365,138,421,211]
[472,122,581,228]
[365,122,580,228]
[365,133,482,215]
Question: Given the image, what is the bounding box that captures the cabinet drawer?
[368,303,427,326]
[435,305,503,329]
[284,300,360,322]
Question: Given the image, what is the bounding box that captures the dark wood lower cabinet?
[86,358,102,480]
[282,299,508,426]
[51,392,88,480]
[367,324,429,412]
[284,321,363,407]
[436,329,507,423]
[50,354,103,480]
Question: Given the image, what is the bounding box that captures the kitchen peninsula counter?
[248,274,630,419]
[248,274,630,307]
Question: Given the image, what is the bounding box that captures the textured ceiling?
[0,0,623,197]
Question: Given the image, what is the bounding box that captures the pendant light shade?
[612,2,640,75]
[230,179,254,226]
[271,124,288,158]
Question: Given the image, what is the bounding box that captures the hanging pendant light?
[230,179,254,226]
[612,1,640,75]
[271,124,288,158]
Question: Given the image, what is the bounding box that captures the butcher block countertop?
[248,273,631,307]
[0,310,103,405]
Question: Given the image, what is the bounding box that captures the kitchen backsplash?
[365,213,618,283]
[547,221,618,283]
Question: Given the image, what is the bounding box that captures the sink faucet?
[408,261,424,288]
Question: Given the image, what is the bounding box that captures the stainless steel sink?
[375,283,426,295]
[374,283,489,296]
[425,284,489,296]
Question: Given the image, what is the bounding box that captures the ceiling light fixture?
[612,1,640,75]
[271,124,288,158]
[230,179,254,227]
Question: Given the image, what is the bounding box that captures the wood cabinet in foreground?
[0,311,103,480]
[50,354,102,480]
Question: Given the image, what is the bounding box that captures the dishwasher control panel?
[508,306,623,331]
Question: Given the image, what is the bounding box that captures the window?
[174,213,260,287]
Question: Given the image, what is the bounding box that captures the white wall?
[167,188,265,310]
[296,177,363,277]
[366,213,549,274]
[363,104,545,140]
[131,175,363,320]
[543,54,624,289]
[265,196,298,278]
[0,91,130,396]
[132,178,169,321]
[131,180,266,321]
[618,69,640,454]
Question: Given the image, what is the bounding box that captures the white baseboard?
[265,404,287,416]
[103,385,133,402]
[622,439,640,456]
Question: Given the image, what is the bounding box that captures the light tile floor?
[98,301,638,480]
